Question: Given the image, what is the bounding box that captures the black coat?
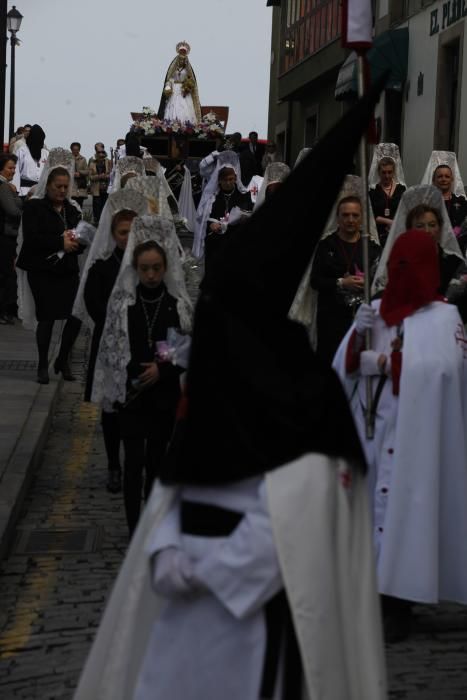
[17,196,82,275]
[118,284,182,438]
[311,232,380,364]
[83,249,123,401]
[16,197,83,320]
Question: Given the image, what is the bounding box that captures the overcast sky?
[10,0,272,157]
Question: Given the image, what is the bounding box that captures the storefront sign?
[430,0,467,35]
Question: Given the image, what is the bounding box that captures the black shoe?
[54,357,76,381]
[107,469,122,494]
[37,367,50,384]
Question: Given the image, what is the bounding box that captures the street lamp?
[7,5,22,140]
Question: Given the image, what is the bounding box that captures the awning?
[335,28,409,100]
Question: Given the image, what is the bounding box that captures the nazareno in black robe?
[159,74,389,488]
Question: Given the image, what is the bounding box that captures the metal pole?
[357,53,374,440]
[8,33,15,140]
[0,0,7,151]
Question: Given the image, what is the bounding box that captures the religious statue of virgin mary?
[158,41,202,125]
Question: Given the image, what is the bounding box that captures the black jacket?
[16,196,82,275]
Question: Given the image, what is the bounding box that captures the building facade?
[267,0,467,185]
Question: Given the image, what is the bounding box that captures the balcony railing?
[280,0,342,74]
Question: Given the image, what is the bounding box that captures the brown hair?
[337,195,361,214]
[432,164,452,180]
[377,156,395,171]
[132,239,167,269]
[218,166,236,181]
[111,209,138,235]
[406,204,443,229]
[47,166,70,185]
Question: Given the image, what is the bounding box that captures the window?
[281,0,341,72]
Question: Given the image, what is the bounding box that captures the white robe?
[164,68,198,125]
[13,145,48,196]
[333,300,467,603]
[73,454,386,700]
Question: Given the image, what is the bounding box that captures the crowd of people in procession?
[3,78,467,698]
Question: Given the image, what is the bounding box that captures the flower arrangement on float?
[132,107,224,139]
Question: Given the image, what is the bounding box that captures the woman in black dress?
[119,239,184,534]
[16,166,83,384]
[84,208,138,494]
[91,215,193,536]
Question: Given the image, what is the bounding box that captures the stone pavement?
[0,326,466,698]
[0,333,127,699]
[0,321,62,561]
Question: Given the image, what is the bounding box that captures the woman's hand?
[63,230,79,253]
[341,275,364,292]
[209,222,222,233]
[138,362,160,387]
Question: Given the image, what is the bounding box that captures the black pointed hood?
[160,78,386,486]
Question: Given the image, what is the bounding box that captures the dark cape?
[159,75,388,486]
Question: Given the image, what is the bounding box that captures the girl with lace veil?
[372,184,464,296]
[289,175,379,353]
[16,149,84,384]
[92,215,193,534]
[158,41,202,125]
[77,190,148,495]
[192,150,249,260]
[368,144,406,246]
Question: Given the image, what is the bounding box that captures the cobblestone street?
[0,333,466,699]
[0,333,127,699]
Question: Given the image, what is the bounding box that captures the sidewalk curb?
[0,375,62,560]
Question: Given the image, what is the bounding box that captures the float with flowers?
[130,106,228,162]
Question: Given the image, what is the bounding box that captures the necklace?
[139,289,165,349]
[381,181,395,217]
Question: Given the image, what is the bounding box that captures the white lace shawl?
[72,189,149,328]
[177,166,197,232]
[91,215,193,408]
[254,162,291,211]
[192,150,246,259]
[368,143,406,188]
[421,151,466,198]
[372,184,464,295]
[110,156,146,193]
[125,174,174,221]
